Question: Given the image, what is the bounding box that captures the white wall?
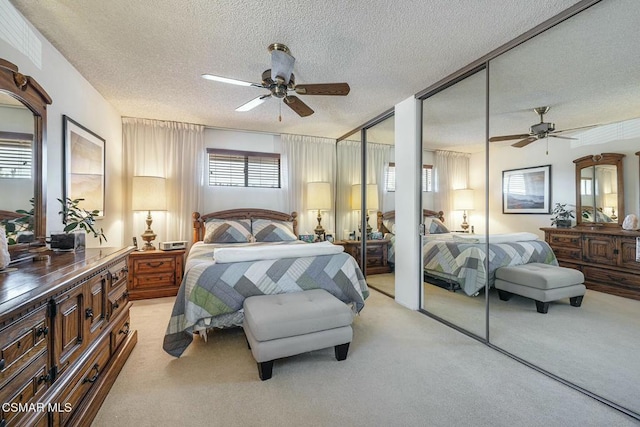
[470,136,640,237]
[202,128,286,214]
[394,96,421,310]
[1,1,125,247]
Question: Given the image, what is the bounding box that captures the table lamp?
[453,188,474,232]
[306,182,331,240]
[132,176,167,250]
[352,184,379,235]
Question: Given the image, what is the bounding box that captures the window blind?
[207,148,280,188]
[385,162,432,192]
[0,139,32,178]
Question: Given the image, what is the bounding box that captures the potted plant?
[550,203,575,228]
[51,198,107,251]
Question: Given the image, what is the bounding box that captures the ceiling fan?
[202,43,350,119]
[489,106,580,148]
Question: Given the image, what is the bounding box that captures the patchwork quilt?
[163,242,369,357]
[423,239,558,296]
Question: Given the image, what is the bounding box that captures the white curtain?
[281,134,336,235]
[336,140,361,239]
[367,142,393,212]
[123,118,205,245]
[434,150,470,225]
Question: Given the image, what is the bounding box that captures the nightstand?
[127,249,185,300]
[335,239,391,274]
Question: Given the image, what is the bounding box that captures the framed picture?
[502,165,551,214]
[63,116,106,217]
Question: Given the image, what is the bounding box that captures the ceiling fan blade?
[549,134,577,140]
[235,94,271,112]
[511,137,537,148]
[284,96,314,117]
[294,83,350,96]
[489,133,532,142]
[202,74,263,88]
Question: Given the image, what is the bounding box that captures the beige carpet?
[365,273,395,297]
[93,290,638,427]
[423,283,640,413]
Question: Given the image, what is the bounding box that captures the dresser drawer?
[0,306,48,385]
[108,283,130,321]
[110,312,131,354]
[132,256,177,274]
[57,335,111,426]
[583,266,640,289]
[0,351,49,426]
[552,247,582,262]
[548,232,582,248]
[108,259,129,291]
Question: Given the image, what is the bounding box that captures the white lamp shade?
[351,184,379,210]
[453,188,474,211]
[307,182,332,210]
[132,176,167,211]
[603,193,618,208]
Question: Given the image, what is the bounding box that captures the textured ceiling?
[10,0,583,139]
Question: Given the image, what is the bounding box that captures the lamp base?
[460,211,470,232]
[140,210,157,251]
[314,209,325,241]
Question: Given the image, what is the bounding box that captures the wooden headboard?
[377,209,445,234]
[192,209,298,243]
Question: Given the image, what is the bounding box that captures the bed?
[378,209,558,296]
[377,209,444,267]
[163,208,369,357]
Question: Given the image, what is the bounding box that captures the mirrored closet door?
[487,0,640,416]
[420,68,488,339]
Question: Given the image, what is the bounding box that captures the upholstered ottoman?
[243,289,354,381]
[495,263,586,314]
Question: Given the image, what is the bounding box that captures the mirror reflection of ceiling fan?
[202,43,350,119]
[489,106,594,148]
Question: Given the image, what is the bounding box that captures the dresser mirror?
[0,59,51,255]
[574,153,624,226]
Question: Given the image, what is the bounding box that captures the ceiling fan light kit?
[202,43,350,118]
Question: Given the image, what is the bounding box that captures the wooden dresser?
[0,247,137,426]
[127,249,184,300]
[541,227,640,300]
[335,240,391,275]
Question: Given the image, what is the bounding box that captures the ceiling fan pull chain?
[279,100,282,122]
[546,137,549,155]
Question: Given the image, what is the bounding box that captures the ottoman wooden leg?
[334,342,350,361]
[497,290,513,301]
[570,295,584,307]
[258,360,274,381]
[535,300,549,314]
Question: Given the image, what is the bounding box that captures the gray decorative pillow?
[203,219,251,243]
[424,217,449,234]
[252,219,297,242]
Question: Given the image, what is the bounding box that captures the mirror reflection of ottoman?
[243,289,354,380]
[495,263,586,314]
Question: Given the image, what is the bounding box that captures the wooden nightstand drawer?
[132,272,176,289]
[132,256,177,273]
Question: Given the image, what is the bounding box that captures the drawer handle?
[123,290,129,298]
[0,358,4,370]
[119,322,130,335]
[83,363,100,384]
[38,373,50,385]
[145,262,164,268]
[113,302,119,310]
[36,326,49,338]
[85,308,94,319]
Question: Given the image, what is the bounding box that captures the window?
[385,162,432,192]
[0,135,32,179]
[207,148,281,188]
